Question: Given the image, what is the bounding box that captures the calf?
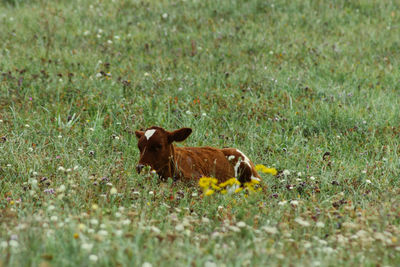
[135,126,260,184]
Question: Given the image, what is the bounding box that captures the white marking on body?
[144,129,156,140]
[251,176,261,182]
[234,159,242,177]
[236,149,251,168]
[228,155,235,161]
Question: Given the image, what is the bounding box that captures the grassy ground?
[1,0,400,266]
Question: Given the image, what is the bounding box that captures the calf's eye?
[151,144,161,151]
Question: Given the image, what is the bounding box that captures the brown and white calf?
[135,126,260,183]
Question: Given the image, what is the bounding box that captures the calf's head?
[135,126,192,175]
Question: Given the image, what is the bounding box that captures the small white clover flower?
[262,226,278,234]
[175,224,184,231]
[98,230,108,236]
[81,243,93,251]
[295,217,310,227]
[9,240,19,248]
[90,219,99,225]
[89,254,98,262]
[110,187,118,194]
[236,221,246,228]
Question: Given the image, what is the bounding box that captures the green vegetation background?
[0,0,399,266]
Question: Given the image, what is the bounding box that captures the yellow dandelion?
[199,177,218,189]
[205,189,215,196]
[211,184,221,190]
[234,187,243,193]
[220,178,240,188]
[255,164,278,175]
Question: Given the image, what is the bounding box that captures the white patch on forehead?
[228,155,235,161]
[144,129,156,140]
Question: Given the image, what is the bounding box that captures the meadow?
[1,0,400,266]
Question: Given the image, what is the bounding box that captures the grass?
[1,0,400,266]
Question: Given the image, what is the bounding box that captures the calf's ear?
[168,128,192,143]
[135,131,144,139]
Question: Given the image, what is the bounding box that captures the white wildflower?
[262,226,278,234]
[89,255,98,262]
[47,205,55,211]
[229,226,241,232]
[294,217,310,227]
[98,230,108,236]
[236,221,246,228]
[204,261,217,267]
[151,226,161,234]
[278,200,287,206]
[9,240,18,248]
[57,185,66,192]
[122,219,131,225]
[81,243,93,251]
[175,224,184,231]
[201,217,210,223]
[1,241,8,248]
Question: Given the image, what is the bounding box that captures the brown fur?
[135,126,260,183]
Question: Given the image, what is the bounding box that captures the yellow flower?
[219,178,240,188]
[205,189,215,196]
[255,164,278,175]
[73,233,79,239]
[211,184,221,190]
[234,187,243,193]
[199,177,218,189]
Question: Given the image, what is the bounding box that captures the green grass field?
[1,0,400,266]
